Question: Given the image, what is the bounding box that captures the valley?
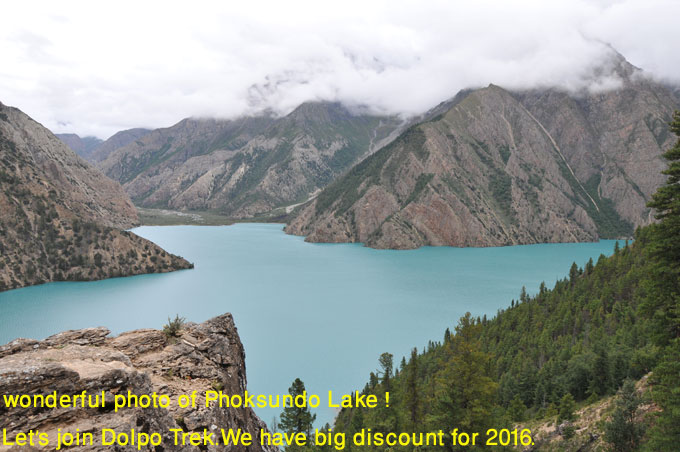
[2,4,679,451]
[54,53,679,252]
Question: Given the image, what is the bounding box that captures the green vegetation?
[326,112,680,451]
[583,173,634,238]
[498,144,511,164]
[332,235,651,450]
[163,314,186,338]
[137,207,235,226]
[314,126,426,216]
[404,173,434,206]
[121,139,174,184]
[640,111,680,451]
[279,378,317,451]
[488,170,515,224]
[604,379,646,452]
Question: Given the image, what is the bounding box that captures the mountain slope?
[98,102,403,217]
[287,61,678,249]
[89,127,151,162]
[55,133,103,160]
[516,55,678,229]
[0,102,192,291]
[57,128,151,163]
[331,131,680,446]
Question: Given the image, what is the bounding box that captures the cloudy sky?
[1,0,679,138]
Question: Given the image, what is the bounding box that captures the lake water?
[0,224,620,426]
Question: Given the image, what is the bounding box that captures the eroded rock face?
[0,102,192,291]
[0,103,138,230]
[287,56,679,249]
[0,314,276,452]
[97,103,404,218]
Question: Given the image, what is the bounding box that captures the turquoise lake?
[0,224,621,426]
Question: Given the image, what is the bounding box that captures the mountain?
[97,102,403,217]
[0,313,276,452]
[88,127,151,162]
[0,102,192,291]
[57,128,151,163]
[55,133,103,160]
[286,57,679,248]
[333,109,680,451]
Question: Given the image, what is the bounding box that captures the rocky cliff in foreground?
[287,55,679,249]
[0,102,192,291]
[0,313,276,452]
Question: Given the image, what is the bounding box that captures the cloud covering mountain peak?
[1,0,678,138]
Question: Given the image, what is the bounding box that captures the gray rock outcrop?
[0,313,276,452]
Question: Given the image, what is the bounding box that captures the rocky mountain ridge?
[54,134,103,160]
[0,102,191,291]
[286,57,679,248]
[97,102,404,218]
[57,128,152,163]
[0,313,275,452]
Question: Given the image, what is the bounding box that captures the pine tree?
[432,313,497,449]
[644,344,680,451]
[569,262,580,283]
[642,111,680,450]
[374,352,399,434]
[404,347,421,429]
[520,286,528,303]
[589,345,611,396]
[604,379,645,452]
[508,394,526,422]
[585,257,594,275]
[316,423,334,452]
[368,372,378,389]
[279,378,316,438]
[378,352,393,390]
[557,393,576,424]
[644,110,680,344]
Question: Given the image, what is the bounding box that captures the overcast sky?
[1,0,679,138]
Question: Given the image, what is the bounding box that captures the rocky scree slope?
[98,102,403,218]
[0,102,191,291]
[286,57,679,249]
[0,313,276,452]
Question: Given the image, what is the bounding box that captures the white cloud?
[0,0,678,138]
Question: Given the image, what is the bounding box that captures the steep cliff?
[286,58,678,249]
[0,313,276,452]
[0,102,192,291]
[98,103,402,217]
